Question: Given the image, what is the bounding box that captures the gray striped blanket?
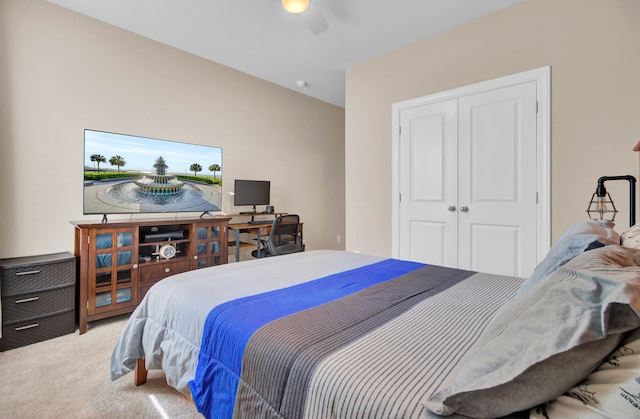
[233,265,523,418]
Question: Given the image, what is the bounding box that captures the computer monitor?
[234,179,270,213]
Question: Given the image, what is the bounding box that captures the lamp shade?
[586,191,618,221]
[586,175,637,228]
[282,0,309,14]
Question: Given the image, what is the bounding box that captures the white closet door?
[398,99,458,266]
[457,81,538,276]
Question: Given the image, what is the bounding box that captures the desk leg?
[257,228,262,258]
[235,231,240,262]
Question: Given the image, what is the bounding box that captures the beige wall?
[345,0,640,257]
[0,0,345,259]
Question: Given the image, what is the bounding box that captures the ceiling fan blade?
[302,3,329,34]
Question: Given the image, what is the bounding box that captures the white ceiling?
[46,0,523,107]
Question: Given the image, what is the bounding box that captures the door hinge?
[536,101,539,113]
[399,193,402,203]
[536,192,539,204]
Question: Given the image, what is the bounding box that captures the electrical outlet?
[337,234,341,243]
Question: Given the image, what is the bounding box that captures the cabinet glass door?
[195,223,224,268]
[90,229,136,313]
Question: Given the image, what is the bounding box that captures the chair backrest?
[264,214,302,256]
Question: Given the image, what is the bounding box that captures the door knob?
[460,206,469,212]
[447,205,456,212]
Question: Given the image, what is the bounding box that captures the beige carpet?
[0,315,203,418]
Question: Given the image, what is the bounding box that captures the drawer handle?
[164,268,170,273]
[16,270,41,276]
[15,323,39,331]
[15,296,40,304]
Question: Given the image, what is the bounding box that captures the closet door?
[457,81,538,276]
[398,99,458,265]
[397,81,539,277]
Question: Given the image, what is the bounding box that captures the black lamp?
[586,175,637,227]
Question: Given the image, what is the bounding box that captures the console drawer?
[139,259,191,284]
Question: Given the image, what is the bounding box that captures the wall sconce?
[282,0,309,14]
[586,175,636,227]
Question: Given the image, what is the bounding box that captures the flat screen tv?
[83,129,223,219]
[234,179,270,212]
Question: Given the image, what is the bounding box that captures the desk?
[228,222,303,262]
[224,212,286,219]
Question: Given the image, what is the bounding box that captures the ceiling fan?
[282,0,329,35]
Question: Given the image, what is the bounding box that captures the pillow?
[423,245,640,418]
[516,220,620,296]
[622,224,640,250]
[530,327,640,419]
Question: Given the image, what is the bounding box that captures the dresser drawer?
[2,285,75,322]
[1,254,75,296]
[0,309,75,351]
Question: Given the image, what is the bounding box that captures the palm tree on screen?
[209,163,220,179]
[190,163,202,176]
[109,155,126,173]
[90,154,106,172]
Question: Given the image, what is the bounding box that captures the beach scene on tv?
[83,130,222,216]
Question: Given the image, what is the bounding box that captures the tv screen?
[83,129,223,216]
[234,179,270,209]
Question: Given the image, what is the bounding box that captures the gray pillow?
[423,245,640,418]
[516,220,619,296]
[530,327,640,419]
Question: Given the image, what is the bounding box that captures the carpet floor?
[0,315,203,418]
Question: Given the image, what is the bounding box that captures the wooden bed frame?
[134,356,196,404]
[134,358,147,386]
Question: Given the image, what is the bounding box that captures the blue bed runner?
[189,258,425,418]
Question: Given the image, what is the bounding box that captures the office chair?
[251,214,302,258]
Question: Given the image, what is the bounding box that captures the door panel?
[468,99,517,202]
[399,99,458,267]
[458,81,538,276]
[409,221,447,264]
[469,224,519,276]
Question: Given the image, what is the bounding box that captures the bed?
[110,220,640,418]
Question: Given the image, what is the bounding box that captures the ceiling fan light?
[282,0,309,14]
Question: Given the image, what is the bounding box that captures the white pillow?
[622,224,640,249]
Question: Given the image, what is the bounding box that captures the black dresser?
[0,252,76,351]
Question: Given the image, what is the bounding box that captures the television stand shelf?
[71,216,230,334]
